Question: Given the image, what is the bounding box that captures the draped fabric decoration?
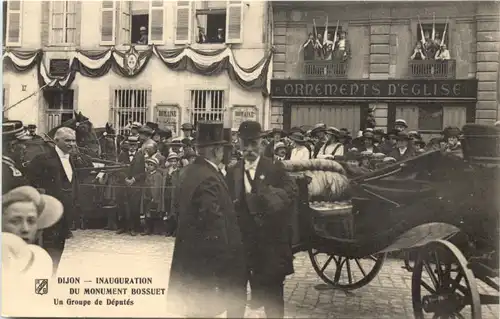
[2,46,274,94]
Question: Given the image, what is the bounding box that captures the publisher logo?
[35,279,48,295]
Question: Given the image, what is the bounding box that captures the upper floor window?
[50,1,77,45]
[100,0,164,46]
[4,1,23,47]
[411,23,450,61]
[44,89,75,131]
[175,0,243,45]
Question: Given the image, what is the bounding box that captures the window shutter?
[100,1,116,45]
[395,106,419,131]
[175,1,192,45]
[225,0,243,44]
[443,106,466,128]
[6,1,22,46]
[50,1,64,44]
[119,1,131,45]
[148,1,164,44]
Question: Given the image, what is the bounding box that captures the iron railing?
[408,60,456,79]
[304,61,348,79]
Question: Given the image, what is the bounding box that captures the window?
[45,89,75,131]
[50,1,76,44]
[189,90,225,126]
[102,0,164,46]
[175,0,243,45]
[110,89,151,135]
[417,23,448,47]
[418,104,443,131]
[4,1,22,46]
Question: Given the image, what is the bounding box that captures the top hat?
[289,132,307,143]
[3,120,25,141]
[195,122,228,147]
[238,121,266,141]
[181,123,195,131]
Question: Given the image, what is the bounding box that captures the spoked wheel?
[412,240,481,319]
[403,250,418,272]
[308,248,386,290]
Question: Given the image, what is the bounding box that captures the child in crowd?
[141,157,165,236]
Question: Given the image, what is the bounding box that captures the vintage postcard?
[2,0,499,318]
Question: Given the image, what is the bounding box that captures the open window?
[195,1,227,44]
[417,23,448,46]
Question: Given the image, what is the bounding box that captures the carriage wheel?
[403,250,418,272]
[412,240,481,319]
[308,248,386,290]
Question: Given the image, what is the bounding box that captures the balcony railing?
[409,60,456,79]
[304,60,348,79]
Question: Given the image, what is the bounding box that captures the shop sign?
[155,104,180,136]
[271,79,478,100]
[232,105,257,129]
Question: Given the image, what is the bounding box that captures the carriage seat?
[356,178,436,206]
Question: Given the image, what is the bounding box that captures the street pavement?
[56,230,499,318]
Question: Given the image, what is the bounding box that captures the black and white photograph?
[2,0,500,318]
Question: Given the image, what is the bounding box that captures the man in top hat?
[388,131,415,161]
[225,120,298,318]
[167,122,246,318]
[3,120,30,194]
[180,123,195,140]
[394,119,408,132]
[27,127,94,273]
[263,128,285,158]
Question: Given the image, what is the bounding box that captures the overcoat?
[389,147,415,161]
[225,156,298,306]
[166,156,246,317]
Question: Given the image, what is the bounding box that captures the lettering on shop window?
[271,80,478,100]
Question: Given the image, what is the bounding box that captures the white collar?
[204,158,219,172]
[55,146,69,158]
[245,156,260,169]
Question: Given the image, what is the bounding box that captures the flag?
[432,13,436,41]
[441,17,449,46]
[418,16,425,44]
[323,16,329,46]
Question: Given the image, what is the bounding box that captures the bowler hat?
[195,122,228,147]
[138,126,153,136]
[3,120,24,141]
[238,121,266,141]
[289,132,307,143]
[362,131,375,140]
[289,126,305,135]
[145,122,159,131]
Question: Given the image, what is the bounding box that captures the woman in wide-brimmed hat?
[317,127,345,158]
[358,131,381,154]
[289,132,312,160]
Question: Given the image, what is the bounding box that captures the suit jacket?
[128,149,146,184]
[226,156,298,280]
[167,157,246,317]
[389,147,415,161]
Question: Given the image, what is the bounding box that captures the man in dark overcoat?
[166,122,247,318]
[124,136,147,236]
[226,120,298,318]
[27,127,93,274]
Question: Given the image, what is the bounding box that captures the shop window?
[50,1,77,44]
[189,90,225,126]
[45,89,75,131]
[418,104,443,131]
[111,88,151,135]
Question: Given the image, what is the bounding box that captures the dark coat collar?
[194,156,228,192]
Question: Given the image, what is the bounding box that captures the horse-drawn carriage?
[284,123,499,318]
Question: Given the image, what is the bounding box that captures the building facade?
[270,1,500,139]
[3,0,273,135]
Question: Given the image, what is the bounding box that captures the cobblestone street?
[56,230,499,318]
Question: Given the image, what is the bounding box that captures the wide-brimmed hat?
[326,127,340,136]
[310,123,327,136]
[268,128,285,137]
[362,131,375,140]
[196,122,227,146]
[3,120,25,141]
[395,119,408,128]
[2,232,54,275]
[130,122,142,129]
[288,126,305,135]
[274,141,287,151]
[3,186,63,230]
[442,126,461,138]
[181,123,195,131]
[238,121,266,141]
[289,132,307,143]
[127,135,139,143]
[360,150,373,158]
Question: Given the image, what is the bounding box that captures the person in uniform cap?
[180,123,195,140]
[273,141,288,162]
[3,186,63,245]
[225,120,298,318]
[167,121,246,318]
[289,132,312,160]
[2,120,30,194]
[27,126,94,273]
[394,119,408,132]
[388,131,415,161]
